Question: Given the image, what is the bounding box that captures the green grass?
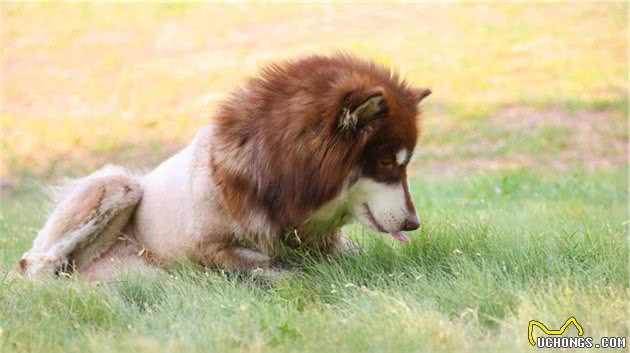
[1,167,627,353]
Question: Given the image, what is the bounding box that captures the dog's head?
[212,54,430,240]
[337,86,431,241]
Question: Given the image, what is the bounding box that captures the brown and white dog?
[17,54,431,280]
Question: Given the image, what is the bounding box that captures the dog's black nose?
[402,214,420,231]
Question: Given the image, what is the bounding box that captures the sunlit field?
[1,3,628,353]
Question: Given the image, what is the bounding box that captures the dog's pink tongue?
[390,232,410,242]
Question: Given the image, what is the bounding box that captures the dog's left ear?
[411,87,432,105]
[339,90,387,131]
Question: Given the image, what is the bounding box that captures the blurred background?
[1,2,627,185]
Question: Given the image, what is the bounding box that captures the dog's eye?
[379,159,394,168]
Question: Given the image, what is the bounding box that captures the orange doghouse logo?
[528,317,583,346]
[528,317,626,349]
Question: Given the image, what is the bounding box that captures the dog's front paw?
[251,266,296,286]
[335,235,359,256]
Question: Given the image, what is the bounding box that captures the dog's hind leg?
[17,166,143,278]
[78,237,159,281]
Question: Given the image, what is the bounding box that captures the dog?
[17,54,431,280]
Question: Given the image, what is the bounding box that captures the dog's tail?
[17,165,143,278]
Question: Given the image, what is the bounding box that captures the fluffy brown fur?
[211,54,428,252]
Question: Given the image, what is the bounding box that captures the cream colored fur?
[18,124,412,280]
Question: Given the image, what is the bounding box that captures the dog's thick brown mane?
[210,54,426,241]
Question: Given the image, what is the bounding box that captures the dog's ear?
[339,90,387,131]
[411,87,432,105]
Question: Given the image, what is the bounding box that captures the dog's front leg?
[333,234,359,255]
[315,230,359,256]
[213,246,274,270]
[218,246,291,282]
[199,245,289,282]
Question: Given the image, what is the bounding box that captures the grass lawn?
[1,168,628,353]
[0,2,628,353]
